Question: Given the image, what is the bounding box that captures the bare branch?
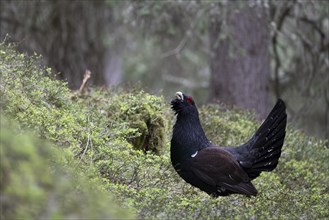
[299,16,325,39]
[159,6,206,58]
[160,36,188,58]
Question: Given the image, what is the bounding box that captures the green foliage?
[200,104,258,146]
[1,43,328,219]
[0,116,134,219]
[0,42,83,154]
[83,89,168,154]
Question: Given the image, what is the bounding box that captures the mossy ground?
[1,42,328,219]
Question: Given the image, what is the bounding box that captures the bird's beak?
[176,91,184,101]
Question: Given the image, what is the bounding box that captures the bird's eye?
[186,97,193,104]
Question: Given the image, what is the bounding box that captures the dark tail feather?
[229,99,287,180]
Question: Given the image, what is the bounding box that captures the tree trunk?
[209,3,271,119]
[0,0,110,90]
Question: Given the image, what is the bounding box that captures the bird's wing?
[187,147,257,195]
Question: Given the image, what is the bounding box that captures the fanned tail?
[225,99,287,180]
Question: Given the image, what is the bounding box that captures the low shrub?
[1,42,328,219]
[0,116,134,219]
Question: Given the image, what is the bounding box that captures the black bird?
[170,91,287,197]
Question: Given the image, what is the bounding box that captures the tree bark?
[209,3,271,119]
[0,0,110,90]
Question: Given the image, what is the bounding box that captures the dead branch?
[79,69,91,93]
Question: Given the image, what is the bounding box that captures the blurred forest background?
[0,0,328,140]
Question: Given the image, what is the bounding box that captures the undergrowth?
[1,42,328,219]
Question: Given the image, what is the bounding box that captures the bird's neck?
[171,113,210,165]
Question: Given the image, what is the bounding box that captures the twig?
[299,16,325,40]
[71,69,91,99]
[79,69,91,93]
[78,113,91,165]
[160,36,188,58]
[325,87,329,147]
[159,7,206,59]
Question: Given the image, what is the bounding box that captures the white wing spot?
[191,151,198,158]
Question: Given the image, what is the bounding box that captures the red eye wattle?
[186,97,193,104]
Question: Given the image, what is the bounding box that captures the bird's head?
[171,91,197,115]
